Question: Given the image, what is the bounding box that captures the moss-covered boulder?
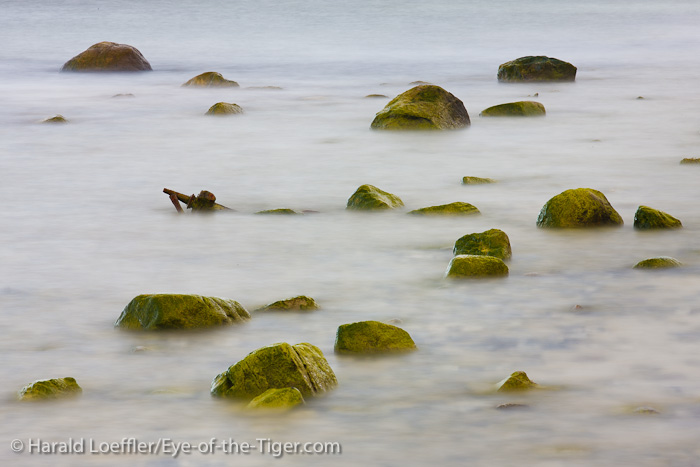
[445,255,509,278]
[536,188,624,228]
[680,157,700,164]
[42,115,68,124]
[206,102,243,115]
[346,184,404,210]
[633,257,682,269]
[182,71,239,87]
[408,202,479,216]
[496,371,539,392]
[462,176,496,185]
[115,294,250,330]
[18,377,82,401]
[633,206,682,230]
[255,209,299,215]
[497,56,576,82]
[370,85,470,130]
[61,42,152,72]
[246,387,305,410]
[453,229,512,260]
[335,321,416,354]
[256,295,319,311]
[480,101,546,117]
[211,342,337,399]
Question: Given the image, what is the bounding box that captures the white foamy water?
[1,0,700,465]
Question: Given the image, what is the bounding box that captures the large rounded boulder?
[370,85,470,130]
[61,42,152,72]
[445,255,509,278]
[480,101,546,117]
[536,188,623,228]
[497,56,576,82]
[453,229,512,260]
[633,206,682,230]
[335,321,417,354]
[182,71,239,87]
[347,184,404,210]
[205,102,243,115]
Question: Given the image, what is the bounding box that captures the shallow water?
[2,0,700,465]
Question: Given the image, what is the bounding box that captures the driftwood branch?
[163,188,233,212]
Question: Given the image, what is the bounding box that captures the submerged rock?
[480,101,546,117]
[346,184,404,210]
[497,56,576,82]
[42,115,68,124]
[497,371,538,392]
[61,42,152,72]
[633,206,682,230]
[633,257,682,269]
[446,255,509,278]
[462,176,496,185]
[182,71,239,87]
[254,209,299,215]
[365,94,388,98]
[453,229,512,260]
[536,188,624,228]
[370,85,470,130]
[335,320,417,354]
[18,377,82,401]
[211,342,337,399]
[633,406,660,415]
[256,295,319,311]
[680,157,700,164]
[206,102,243,115]
[246,387,305,410]
[408,202,479,216]
[115,294,250,330]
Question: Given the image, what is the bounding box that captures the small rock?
[112,93,134,98]
[370,85,470,130]
[497,56,576,82]
[480,101,546,117]
[254,209,299,215]
[680,157,700,164]
[42,115,68,124]
[335,320,417,354]
[496,403,529,410]
[445,255,509,278]
[633,206,682,229]
[346,184,404,210]
[633,257,682,269]
[182,71,239,87]
[633,406,660,415]
[61,42,152,72]
[365,94,388,98]
[537,188,624,228]
[206,102,243,115]
[256,296,319,311]
[246,388,305,410]
[18,377,82,401]
[453,229,512,260]
[408,202,480,216]
[462,176,496,185]
[496,371,538,392]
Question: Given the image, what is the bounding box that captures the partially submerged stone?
[408,202,479,216]
[536,188,624,228]
[497,56,576,82]
[61,42,152,72]
[496,371,538,392]
[256,295,319,312]
[255,209,299,215]
[446,255,509,278]
[18,377,82,401]
[115,294,250,330]
[42,115,68,124]
[334,320,417,354]
[246,388,305,410]
[633,257,682,269]
[480,101,546,117]
[680,157,700,164]
[346,184,404,210]
[365,94,388,98]
[453,229,512,260]
[182,71,239,87]
[370,85,470,130]
[206,102,243,115]
[211,342,337,399]
[633,206,682,230]
[462,176,496,185]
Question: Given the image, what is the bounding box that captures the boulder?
[633,206,682,230]
[246,387,305,410]
[480,101,546,117]
[408,202,479,216]
[256,295,319,311]
[211,342,337,399]
[182,71,239,87]
[18,377,82,401]
[115,294,250,330]
[61,42,152,72]
[206,102,243,115]
[42,115,68,124]
[536,188,624,228]
[462,176,496,185]
[445,255,509,278]
[334,321,417,354]
[633,257,682,269]
[496,371,539,392]
[346,184,404,210]
[370,85,470,130]
[680,157,700,164]
[453,229,512,260]
[255,209,299,215]
[497,56,576,82]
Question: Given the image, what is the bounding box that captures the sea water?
[1,0,700,465]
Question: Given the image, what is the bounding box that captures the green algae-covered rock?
[536,188,624,228]
[346,184,404,210]
[453,229,512,260]
[256,295,319,312]
[497,56,576,82]
[633,257,682,269]
[680,157,700,164]
[254,209,299,215]
[61,42,152,72]
[18,377,82,401]
[182,71,239,87]
[246,387,305,410]
[634,206,682,230]
[445,255,509,278]
[496,371,539,392]
[334,321,417,354]
[206,102,243,115]
[462,176,496,185]
[408,202,479,216]
[480,101,546,117]
[370,85,470,130]
[42,115,68,124]
[211,342,337,399]
[115,294,250,330]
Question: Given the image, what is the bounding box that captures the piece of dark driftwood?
[163,188,233,212]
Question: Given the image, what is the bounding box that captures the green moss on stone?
[61,42,152,72]
[256,296,319,311]
[408,202,480,216]
[246,387,305,410]
[206,102,243,115]
[480,101,546,117]
[497,56,576,82]
[334,321,417,354]
[445,255,509,278]
[536,188,624,228]
[497,371,538,392]
[453,229,512,260]
[680,158,700,164]
[633,257,682,269]
[633,206,682,230]
[255,209,299,215]
[346,184,404,210]
[19,377,82,401]
[182,71,239,87]
[115,294,250,330]
[211,342,337,400]
[370,85,470,130]
[42,115,68,124]
[462,176,496,185]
